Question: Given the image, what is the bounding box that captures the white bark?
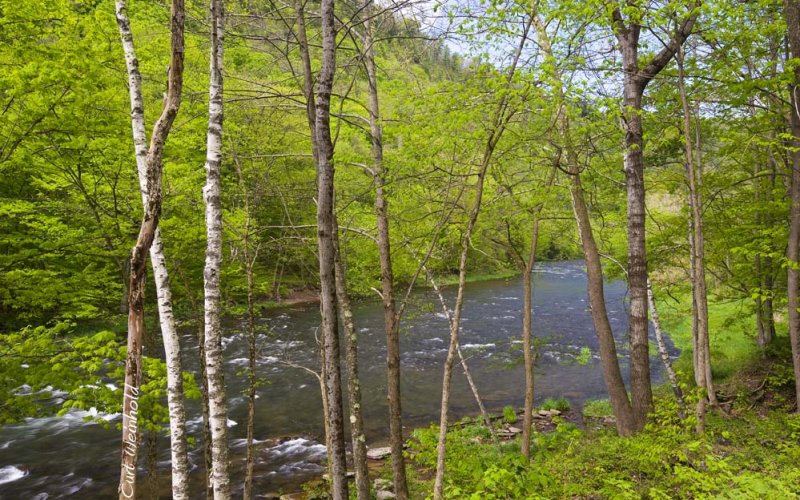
[202,0,230,497]
[115,1,189,498]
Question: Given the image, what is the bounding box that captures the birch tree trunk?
[783,0,800,411]
[315,0,349,496]
[115,1,190,494]
[115,0,185,497]
[202,0,231,497]
[646,280,685,415]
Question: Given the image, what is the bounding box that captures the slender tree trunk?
[688,205,700,382]
[198,321,214,499]
[677,47,717,408]
[521,216,539,458]
[647,280,685,416]
[234,155,259,499]
[425,268,496,442]
[315,0,349,495]
[569,171,637,435]
[202,1,230,497]
[431,168,487,500]
[115,1,185,497]
[295,4,351,492]
[147,431,158,499]
[116,0,189,494]
[784,0,800,411]
[361,11,408,498]
[533,14,636,436]
[244,247,257,500]
[432,18,532,496]
[332,228,370,500]
[176,268,213,499]
[754,156,770,350]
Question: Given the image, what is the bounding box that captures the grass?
[582,398,613,418]
[655,292,782,380]
[538,397,571,412]
[399,293,800,498]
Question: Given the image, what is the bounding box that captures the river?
[0,260,670,498]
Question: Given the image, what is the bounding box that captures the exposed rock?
[374,478,393,491]
[538,409,562,417]
[508,426,522,434]
[374,478,396,499]
[367,446,392,460]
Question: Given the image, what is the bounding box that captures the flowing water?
[0,261,671,498]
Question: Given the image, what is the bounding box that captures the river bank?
[0,261,644,497]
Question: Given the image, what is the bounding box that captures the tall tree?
[360,7,408,497]
[315,0,350,495]
[676,45,717,422]
[114,0,185,497]
[114,0,190,496]
[533,11,638,436]
[610,0,700,429]
[783,0,800,410]
[202,0,231,497]
[432,10,533,497]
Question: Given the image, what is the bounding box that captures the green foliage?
[538,397,571,412]
[502,405,517,424]
[410,401,800,498]
[582,399,613,418]
[0,321,198,433]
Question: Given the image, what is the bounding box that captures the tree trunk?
[315,0,349,495]
[569,171,637,435]
[202,0,231,497]
[115,0,185,497]
[611,4,699,430]
[234,156,259,499]
[677,47,717,408]
[426,268,497,442]
[520,216,539,458]
[620,75,653,429]
[198,321,214,499]
[332,230,370,499]
[361,11,408,498]
[784,0,800,411]
[647,280,685,416]
[431,165,487,500]
[116,0,189,494]
[533,13,636,436]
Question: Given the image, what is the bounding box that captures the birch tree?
[202,0,231,497]
[114,0,185,498]
[114,1,191,497]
